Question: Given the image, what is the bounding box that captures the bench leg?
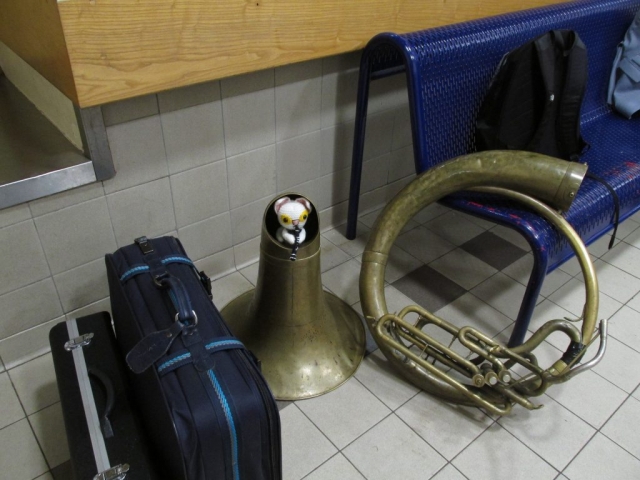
[346,56,372,240]
[507,246,549,347]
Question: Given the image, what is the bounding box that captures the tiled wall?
[0,51,415,372]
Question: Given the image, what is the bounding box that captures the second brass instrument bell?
[359,151,608,415]
[221,194,366,400]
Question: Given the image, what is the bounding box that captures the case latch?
[64,333,94,351]
[93,463,130,480]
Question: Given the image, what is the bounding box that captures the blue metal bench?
[347,0,640,347]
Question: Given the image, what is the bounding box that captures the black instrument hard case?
[105,235,282,480]
[50,311,159,480]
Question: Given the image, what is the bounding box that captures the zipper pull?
[198,270,213,298]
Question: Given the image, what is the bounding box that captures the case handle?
[88,368,115,439]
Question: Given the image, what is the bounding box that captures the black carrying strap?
[530,32,561,156]
[88,368,115,439]
[534,32,557,104]
[532,30,588,159]
[121,236,213,298]
[585,171,621,249]
[136,238,196,325]
[553,30,588,159]
[159,275,196,325]
[550,32,619,248]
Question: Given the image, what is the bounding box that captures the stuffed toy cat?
[274,196,312,260]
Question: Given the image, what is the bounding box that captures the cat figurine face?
[274,196,312,246]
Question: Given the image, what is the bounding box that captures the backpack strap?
[554,30,589,159]
[526,32,561,156]
[552,31,618,248]
[534,32,556,96]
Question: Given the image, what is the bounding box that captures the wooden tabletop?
[1,0,565,107]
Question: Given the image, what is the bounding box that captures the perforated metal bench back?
[372,0,639,169]
[366,0,640,265]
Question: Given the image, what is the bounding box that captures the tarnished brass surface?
[359,151,607,415]
[221,194,366,400]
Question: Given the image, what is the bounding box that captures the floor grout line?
[590,391,640,464]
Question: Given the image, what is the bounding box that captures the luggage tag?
[126,317,193,374]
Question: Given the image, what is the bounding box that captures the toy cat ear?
[274,196,291,214]
[296,197,312,212]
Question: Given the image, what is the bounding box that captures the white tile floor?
[3,204,640,479]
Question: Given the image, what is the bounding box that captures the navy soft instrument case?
[105,236,282,480]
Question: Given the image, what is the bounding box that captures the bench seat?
[347,0,640,346]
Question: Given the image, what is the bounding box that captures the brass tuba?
[359,151,608,415]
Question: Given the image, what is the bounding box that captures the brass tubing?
[472,186,598,349]
[457,326,547,387]
[556,319,608,382]
[396,304,457,330]
[376,317,513,416]
[387,308,483,375]
[458,327,539,374]
[499,319,583,356]
[457,329,513,382]
[521,318,608,390]
[362,151,586,264]
[394,328,473,379]
[493,383,543,411]
[386,315,482,377]
[360,151,592,409]
[457,327,508,370]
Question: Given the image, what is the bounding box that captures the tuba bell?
[221,194,366,401]
[359,151,608,415]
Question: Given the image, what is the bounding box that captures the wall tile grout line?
[0,252,107,306]
[156,97,181,249]
[4,360,51,475]
[28,217,54,281]
[26,412,55,474]
[217,79,239,269]
[9,217,64,342]
[0,395,26,434]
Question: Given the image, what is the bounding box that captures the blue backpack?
[608,9,640,118]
